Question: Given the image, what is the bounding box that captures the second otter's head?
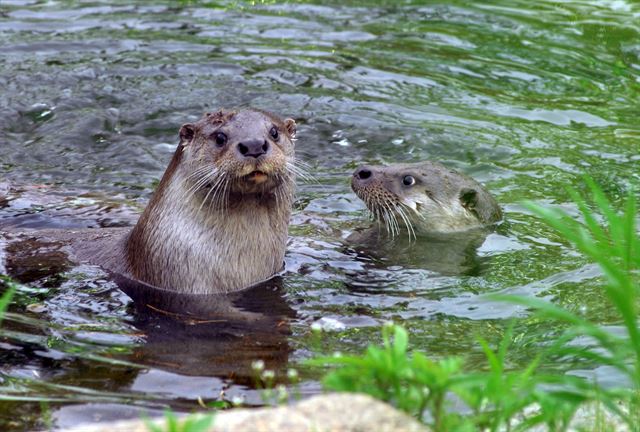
[177,109,297,202]
[351,161,502,237]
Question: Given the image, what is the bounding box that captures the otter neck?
[125,149,293,294]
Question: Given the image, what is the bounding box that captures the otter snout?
[354,166,373,180]
[238,139,269,159]
[352,165,375,189]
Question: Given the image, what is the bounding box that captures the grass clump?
[506,177,640,427]
[144,410,215,432]
[309,178,640,431]
[309,323,592,431]
[309,323,464,429]
[0,275,16,326]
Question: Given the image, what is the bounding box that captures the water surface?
[0,0,639,430]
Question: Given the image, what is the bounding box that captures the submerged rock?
[63,393,429,432]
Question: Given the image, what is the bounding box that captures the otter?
[351,161,502,238]
[2,109,299,295]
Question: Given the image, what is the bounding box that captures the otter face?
[351,162,492,237]
[178,109,297,204]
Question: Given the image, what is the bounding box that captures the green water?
[0,0,639,429]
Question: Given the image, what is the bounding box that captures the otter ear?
[283,118,296,139]
[206,109,225,119]
[459,187,478,210]
[179,123,195,144]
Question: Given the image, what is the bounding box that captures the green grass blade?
[621,188,639,269]
[566,186,609,250]
[393,326,408,360]
[0,284,15,327]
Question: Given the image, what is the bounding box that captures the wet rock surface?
[64,393,429,432]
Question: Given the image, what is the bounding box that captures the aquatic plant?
[309,322,591,431]
[0,276,16,326]
[144,410,215,432]
[505,178,640,428]
[308,323,462,429]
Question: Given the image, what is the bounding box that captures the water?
[1,0,639,429]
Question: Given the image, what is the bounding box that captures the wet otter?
[351,161,502,238]
[2,109,299,295]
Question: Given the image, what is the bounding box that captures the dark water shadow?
[115,273,296,380]
[346,226,491,277]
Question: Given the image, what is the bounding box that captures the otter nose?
[238,139,269,158]
[353,166,373,181]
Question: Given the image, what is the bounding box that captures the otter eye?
[269,126,279,140]
[213,132,227,147]
[402,175,415,186]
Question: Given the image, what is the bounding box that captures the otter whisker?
[206,176,226,216]
[184,167,219,201]
[403,211,417,241]
[391,213,400,237]
[381,200,399,238]
[285,164,306,181]
[399,200,421,225]
[286,160,316,184]
[184,165,216,190]
[293,158,315,174]
[187,170,213,190]
[363,195,377,221]
[396,203,417,242]
[221,176,231,215]
[201,172,229,214]
[403,200,426,220]
[184,164,213,181]
[212,175,230,214]
[272,174,282,210]
[292,157,313,170]
[282,172,295,197]
[183,166,212,189]
[366,195,383,227]
[277,174,295,216]
[369,197,386,228]
[210,183,225,214]
[389,212,399,238]
[198,177,221,213]
[186,165,207,179]
[385,199,401,238]
[378,208,391,236]
[185,173,216,203]
[187,174,219,204]
[208,174,226,202]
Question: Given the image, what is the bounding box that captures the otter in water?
[351,161,502,238]
[2,109,299,295]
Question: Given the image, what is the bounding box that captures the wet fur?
[351,161,502,237]
[92,109,298,294]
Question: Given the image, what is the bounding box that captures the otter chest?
[139,200,287,294]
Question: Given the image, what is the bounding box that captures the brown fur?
[351,161,502,236]
[94,108,298,294]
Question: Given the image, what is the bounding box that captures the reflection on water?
[1,0,639,429]
[121,275,295,380]
[347,226,491,275]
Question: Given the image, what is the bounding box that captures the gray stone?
[62,393,429,432]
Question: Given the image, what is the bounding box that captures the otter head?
[177,109,297,204]
[351,162,501,237]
